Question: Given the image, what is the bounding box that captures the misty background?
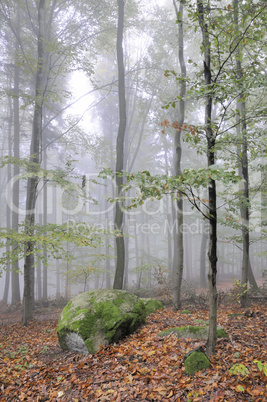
[0,0,266,305]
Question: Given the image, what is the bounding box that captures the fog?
[0,0,266,309]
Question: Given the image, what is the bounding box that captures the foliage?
[0,221,107,277]
[254,360,267,377]
[63,254,108,291]
[227,279,249,305]
[100,168,241,219]
[229,363,249,376]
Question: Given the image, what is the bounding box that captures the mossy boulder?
[184,346,210,375]
[57,289,149,354]
[140,298,163,315]
[158,325,228,340]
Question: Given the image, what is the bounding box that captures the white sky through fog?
[69,71,95,130]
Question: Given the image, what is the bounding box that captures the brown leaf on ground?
[0,303,266,401]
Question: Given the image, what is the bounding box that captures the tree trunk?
[104,183,111,289]
[172,0,186,310]
[197,0,218,356]
[42,147,48,300]
[3,98,13,303]
[233,0,257,305]
[11,14,21,304]
[113,0,127,289]
[23,0,45,325]
[163,144,172,277]
[200,224,209,288]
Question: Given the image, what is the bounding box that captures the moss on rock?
[139,298,163,316]
[158,325,228,340]
[184,349,210,375]
[57,289,148,354]
[217,328,228,338]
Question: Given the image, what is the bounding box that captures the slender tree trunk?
[183,232,191,281]
[37,216,42,300]
[197,0,218,356]
[104,183,111,288]
[11,16,21,304]
[171,200,178,277]
[124,236,129,289]
[3,100,13,303]
[42,147,48,300]
[113,0,126,289]
[233,0,257,305]
[172,0,186,310]
[134,230,140,287]
[200,224,209,288]
[163,144,172,277]
[23,0,45,325]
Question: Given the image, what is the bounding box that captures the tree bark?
[113,0,127,289]
[42,147,48,300]
[197,0,218,356]
[200,224,209,288]
[11,11,21,304]
[3,94,13,304]
[23,0,45,325]
[233,0,257,306]
[172,0,186,310]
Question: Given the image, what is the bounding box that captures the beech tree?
[113,0,127,289]
[23,0,45,324]
[172,0,187,309]
[196,0,218,356]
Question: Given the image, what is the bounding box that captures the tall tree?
[196,0,218,356]
[172,0,186,310]
[233,0,258,305]
[113,0,127,289]
[11,9,21,304]
[23,0,46,325]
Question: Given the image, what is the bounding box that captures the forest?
[0,0,266,400]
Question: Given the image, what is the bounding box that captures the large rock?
[57,289,150,354]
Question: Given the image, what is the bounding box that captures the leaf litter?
[0,304,266,401]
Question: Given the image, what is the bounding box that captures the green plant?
[194,319,208,326]
[187,390,199,401]
[17,344,29,355]
[228,279,248,305]
[254,360,267,376]
[40,346,48,354]
[229,363,249,376]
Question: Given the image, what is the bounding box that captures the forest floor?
[0,296,266,401]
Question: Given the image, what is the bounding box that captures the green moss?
[85,338,95,354]
[216,328,228,338]
[158,325,228,340]
[184,351,210,375]
[57,290,148,354]
[228,313,243,317]
[158,327,185,337]
[181,310,191,314]
[139,298,163,316]
[188,326,203,334]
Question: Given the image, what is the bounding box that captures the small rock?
[183,346,210,375]
[244,309,255,318]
